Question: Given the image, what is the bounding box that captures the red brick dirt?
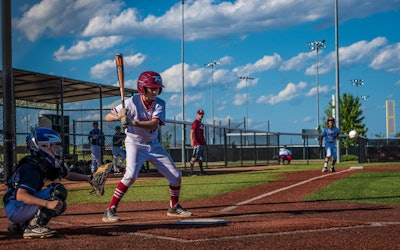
[1,165,400,249]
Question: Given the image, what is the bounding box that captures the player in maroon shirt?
[189,109,207,175]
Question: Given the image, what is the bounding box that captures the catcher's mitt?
[89,163,112,195]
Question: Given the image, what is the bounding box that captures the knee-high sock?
[107,182,129,210]
[169,185,181,208]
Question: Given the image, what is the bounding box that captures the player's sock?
[108,182,129,209]
[324,157,330,168]
[169,185,181,208]
[189,161,194,174]
[199,161,204,172]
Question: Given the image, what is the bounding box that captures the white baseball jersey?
[112,94,165,143]
[279,148,291,156]
[111,94,181,188]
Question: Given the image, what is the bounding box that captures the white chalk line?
[220,168,354,213]
[130,222,400,243]
[52,167,375,243]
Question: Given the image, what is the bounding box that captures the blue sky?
[5,0,400,137]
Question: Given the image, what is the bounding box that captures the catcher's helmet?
[327,117,335,123]
[27,127,62,167]
[137,71,164,95]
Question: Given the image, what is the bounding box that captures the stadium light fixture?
[350,79,364,97]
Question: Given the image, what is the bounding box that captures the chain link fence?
[1,103,400,181]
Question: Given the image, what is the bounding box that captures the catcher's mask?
[27,127,62,168]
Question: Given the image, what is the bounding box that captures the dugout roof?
[0,68,136,104]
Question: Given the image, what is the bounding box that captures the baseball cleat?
[322,167,328,172]
[23,225,56,239]
[167,203,193,217]
[102,207,120,223]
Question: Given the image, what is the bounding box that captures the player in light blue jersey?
[319,117,340,172]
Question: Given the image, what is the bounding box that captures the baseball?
[349,130,358,139]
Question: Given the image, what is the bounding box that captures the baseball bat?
[115,53,125,108]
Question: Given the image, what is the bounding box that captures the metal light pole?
[205,61,220,125]
[238,76,254,131]
[361,95,369,127]
[334,0,341,163]
[181,0,186,168]
[350,79,364,97]
[307,39,326,131]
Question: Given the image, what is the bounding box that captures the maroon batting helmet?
[137,71,164,95]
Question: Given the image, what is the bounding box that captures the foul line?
[131,222,400,243]
[220,168,353,213]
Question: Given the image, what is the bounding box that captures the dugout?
[0,68,136,180]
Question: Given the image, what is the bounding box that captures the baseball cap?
[197,109,205,115]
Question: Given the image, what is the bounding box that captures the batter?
[102,71,192,222]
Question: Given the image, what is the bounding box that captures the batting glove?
[120,117,137,127]
[118,108,128,120]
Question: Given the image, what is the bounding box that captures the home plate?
[175,218,229,225]
[350,166,364,170]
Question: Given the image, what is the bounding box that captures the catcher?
[2,127,111,239]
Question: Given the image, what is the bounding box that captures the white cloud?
[15,0,400,45]
[161,58,235,93]
[257,81,307,105]
[15,0,400,75]
[280,52,313,71]
[306,85,331,97]
[370,43,400,73]
[219,56,234,65]
[82,8,141,37]
[54,36,123,61]
[15,0,122,41]
[89,53,146,82]
[233,54,282,76]
[339,37,388,66]
[236,77,258,90]
[233,93,246,106]
[303,116,312,122]
[161,63,207,93]
[304,37,388,76]
[168,93,204,107]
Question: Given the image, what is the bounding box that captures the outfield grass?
[1,161,400,208]
[304,171,400,205]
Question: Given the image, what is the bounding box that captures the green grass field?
[304,171,400,205]
[1,161,400,208]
